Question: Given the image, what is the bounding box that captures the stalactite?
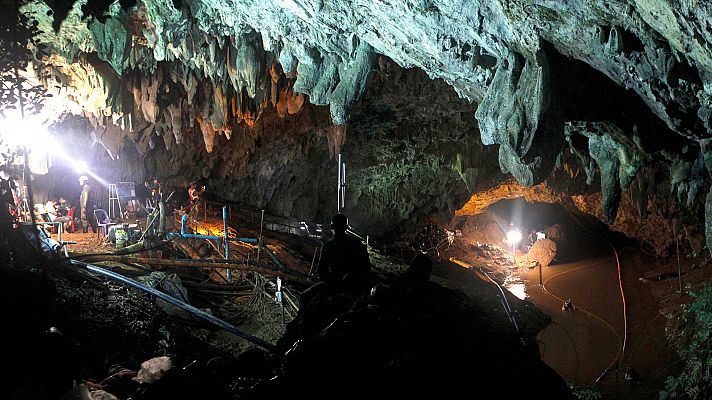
[196,115,216,153]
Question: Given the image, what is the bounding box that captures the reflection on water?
[504,275,527,300]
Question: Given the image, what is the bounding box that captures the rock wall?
[70,58,504,238]
[13,0,712,252]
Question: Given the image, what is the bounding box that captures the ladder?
[108,183,122,219]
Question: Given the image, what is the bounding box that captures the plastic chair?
[67,207,75,233]
[94,209,116,239]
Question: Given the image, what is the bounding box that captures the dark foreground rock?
[2,255,573,400]
[239,274,575,400]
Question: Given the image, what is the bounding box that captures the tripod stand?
[17,196,31,222]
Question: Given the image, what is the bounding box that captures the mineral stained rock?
[13,0,712,251]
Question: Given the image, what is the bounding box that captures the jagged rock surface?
[86,60,504,237]
[14,0,712,252]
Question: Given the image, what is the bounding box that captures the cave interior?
[1,0,712,399]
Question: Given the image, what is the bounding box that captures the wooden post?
[81,255,311,285]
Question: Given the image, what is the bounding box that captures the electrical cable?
[477,267,520,333]
[540,262,623,385]
[560,209,628,386]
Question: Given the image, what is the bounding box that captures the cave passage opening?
[443,197,679,398]
[448,197,635,266]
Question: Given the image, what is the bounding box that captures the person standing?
[79,175,96,234]
[146,177,167,234]
[317,214,371,288]
[188,181,205,216]
[0,175,17,209]
[144,177,162,208]
[152,177,166,234]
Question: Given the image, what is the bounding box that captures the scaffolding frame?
[108,183,122,219]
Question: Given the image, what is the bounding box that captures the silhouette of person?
[0,175,17,207]
[317,214,371,286]
[145,177,162,207]
[403,252,432,286]
[79,175,97,233]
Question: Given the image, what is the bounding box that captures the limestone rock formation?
[527,238,557,268]
[10,0,712,252]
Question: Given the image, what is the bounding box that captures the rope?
[540,259,623,384]
[563,209,628,385]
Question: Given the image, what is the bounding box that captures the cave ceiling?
[9,0,712,248]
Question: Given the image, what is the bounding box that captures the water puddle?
[503,273,527,300]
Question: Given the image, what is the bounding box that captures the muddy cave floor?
[3,207,707,399]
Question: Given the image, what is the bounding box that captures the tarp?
[137,271,194,320]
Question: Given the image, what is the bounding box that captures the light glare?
[73,160,87,173]
[507,229,522,244]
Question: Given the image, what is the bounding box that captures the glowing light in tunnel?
[506,229,521,264]
[506,229,522,245]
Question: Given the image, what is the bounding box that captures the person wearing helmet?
[78,175,96,234]
[317,214,371,287]
[188,181,206,217]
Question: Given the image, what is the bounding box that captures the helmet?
[78,175,88,182]
[331,213,348,229]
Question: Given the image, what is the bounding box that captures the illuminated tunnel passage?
[441,197,680,399]
[449,197,627,264]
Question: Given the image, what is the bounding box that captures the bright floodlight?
[507,229,522,244]
[507,229,521,265]
[0,110,48,149]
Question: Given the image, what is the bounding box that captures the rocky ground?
[1,206,577,400]
[5,198,706,400]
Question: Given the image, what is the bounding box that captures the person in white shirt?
[45,199,58,222]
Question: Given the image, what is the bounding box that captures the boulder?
[526,239,557,268]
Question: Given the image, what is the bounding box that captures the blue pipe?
[167,214,222,240]
[70,259,276,352]
[223,206,230,281]
[263,246,286,270]
[167,233,222,240]
[174,211,294,275]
